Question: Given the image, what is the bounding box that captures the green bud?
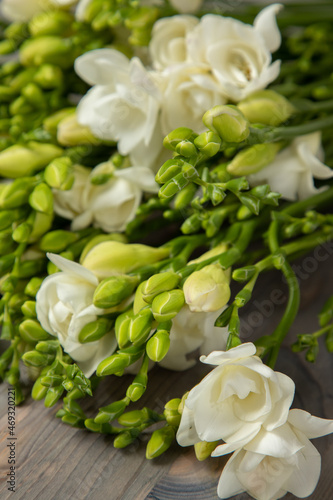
[174,183,197,210]
[0,40,16,55]
[194,441,220,461]
[93,275,138,309]
[203,105,250,143]
[152,290,184,323]
[96,346,144,377]
[43,107,75,135]
[238,90,295,126]
[12,222,32,243]
[94,399,129,424]
[194,131,221,157]
[181,213,202,234]
[232,266,257,282]
[33,64,63,90]
[44,385,64,407]
[10,68,37,92]
[32,377,48,400]
[114,431,138,449]
[21,300,37,318]
[6,367,20,386]
[325,328,333,353]
[207,184,226,206]
[227,143,282,176]
[133,281,148,315]
[35,340,59,354]
[21,82,46,109]
[146,425,175,459]
[78,318,112,344]
[24,277,43,297]
[163,127,196,151]
[41,374,64,388]
[57,114,101,146]
[44,157,73,190]
[142,272,181,303]
[146,330,170,362]
[20,36,75,69]
[19,319,51,343]
[175,140,197,158]
[158,173,189,200]
[22,350,53,368]
[155,158,184,184]
[28,212,53,243]
[84,419,113,434]
[0,231,16,255]
[0,254,15,275]
[118,409,148,427]
[29,183,53,214]
[164,398,181,426]
[115,310,133,349]
[234,288,252,307]
[0,209,28,230]
[16,257,46,279]
[39,230,78,253]
[0,177,37,208]
[129,308,153,345]
[1,276,18,294]
[0,142,63,178]
[0,85,16,103]
[29,11,73,37]
[126,382,146,402]
[8,292,28,312]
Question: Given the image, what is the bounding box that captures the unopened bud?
[28,212,53,243]
[44,157,73,190]
[184,264,230,312]
[158,173,189,199]
[115,310,133,349]
[43,108,75,134]
[0,142,63,178]
[152,290,184,322]
[57,114,101,146]
[163,127,196,151]
[238,90,295,126]
[94,399,129,424]
[44,386,64,407]
[203,105,250,143]
[96,346,144,377]
[25,277,44,297]
[93,275,138,309]
[142,272,181,303]
[155,158,184,184]
[29,183,53,214]
[29,11,73,37]
[20,36,75,69]
[21,300,37,318]
[227,142,282,176]
[194,131,221,157]
[133,281,148,315]
[194,440,220,461]
[129,308,153,345]
[22,350,53,368]
[146,426,175,459]
[32,377,48,400]
[12,222,32,243]
[33,64,64,89]
[78,318,112,343]
[175,140,197,158]
[39,230,78,253]
[19,319,51,343]
[0,177,37,209]
[164,398,181,426]
[174,183,197,210]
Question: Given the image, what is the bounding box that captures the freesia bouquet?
[0,1,333,499]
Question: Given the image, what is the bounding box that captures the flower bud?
[20,36,75,69]
[33,64,63,90]
[155,158,184,184]
[44,157,73,190]
[21,300,37,318]
[188,242,229,265]
[133,281,148,315]
[146,426,175,459]
[114,431,138,449]
[44,386,64,408]
[184,264,230,312]
[175,140,197,158]
[93,275,138,309]
[158,173,189,199]
[39,230,78,253]
[43,108,76,134]
[129,308,153,345]
[28,212,53,243]
[78,318,112,344]
[29,183,53,214]
[29,11,73,37]
[238,90,295,126]
[118,409,150,427]
[19,319,51,343]
[194,441,220,461]
[232,266,257,282]
[12,222,32,243]
[174,183,197,210]
[227,142,282,176]
[22,350,53,368]
[82,241,170,280]
[115,310,133,349]
[35,340,59,355]
[164,399,181,427]
[96,346,144,377]
[25,277,44,297]
[161,127,196,151]
[203,105,250,143]
[0,178,37,209]
[152,290,185,323]
[57,114,101,146]
[194,131,221,157]
[0,142,63,178]
[32,377,48,401]
[126,381,147,402]
[94,399,129,424]
[142,272,181,303]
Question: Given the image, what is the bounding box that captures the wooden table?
[0,251,332,500]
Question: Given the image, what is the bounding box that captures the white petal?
[74,49,129,86]
[254,4,283,53]
[244,424,304,458]
[46,253,99,286]
[200,342,256,366]
[217,450,246,499]
[288,409,333,439]
[176,405,201,446]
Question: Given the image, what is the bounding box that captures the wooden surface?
[0,251,332,500]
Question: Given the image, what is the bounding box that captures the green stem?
[281,185,333,217]
[270,114,333,141]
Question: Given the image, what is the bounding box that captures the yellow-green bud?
[96,346,144,377]
[29,11,73,37]
[163,127,196,151]
[94,399,129,424]
[21,300,37,318]
[155,158,184,184]
[174,183,197,210]
[129,308,153,345]
[158,173,189,199]
[152,290,184,323]
[113,431,138,449]
[20,36,75,69]
[133,281,148,315]
[22,350,53,367]
[238,90,295,126]
[146,426,175,459]
[118,409,149,427]
[164,399,181,427]
[78,318,112,343]
[28,212,53,243]
[183,264,230,313]
[35,340,59,355]
[81,241,170,280]
[16,257,45,279]
[194,131,221,157]
[188,242,229,265]
[43,107,75,134]
[41,374,64,388]
[39,230,78,253]
[57,114,101,146]
[0,142,63,178]
[142,272,181,303]
[0,177,37,209]
[227,142,282,176]
[25,277,44,297]
[0,85,15,102]
[194,441,220,461]
[12,222,32,243]
[29,183,53,214]
[203,105,250,143]
[21,82,46,109]
[44,157,73,190]
[146,330,170,362]
[175,140,197,158]
[93,275,138,309]
[115,310,133,349]
[33,64,63,90]
[19,319,51,343]
[32,377,48,400]
[44,386,64,407]
[10,68,37,92]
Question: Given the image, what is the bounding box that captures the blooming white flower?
[247,132,333,201]
[53,163,158,232]
[1,0,76,22]
[183,264,230,313]
[213,409,333,500]
[75,48,164,169]
[169,0,203,14]
[177,343,295,447]
[149,15,199,71]
[186,4,283,101]
[159,305,229,371]
[36,253,117,377]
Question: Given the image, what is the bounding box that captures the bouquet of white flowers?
[0,1,333,499]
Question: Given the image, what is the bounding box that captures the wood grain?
[0,252,332,500]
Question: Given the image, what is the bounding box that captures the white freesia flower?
[213,409,333,500]
[75,48,164,169]
[247,132,333,201]
[149,15,199,71]
[53,163,158,232]
[36,253,117,377]
[160,65,226,135]
[177,343,295,447]
[1,0,76,22]
[183,264,230,313]
[169,0,203,14]
[159,305,229,371]
[186,4,283,101]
